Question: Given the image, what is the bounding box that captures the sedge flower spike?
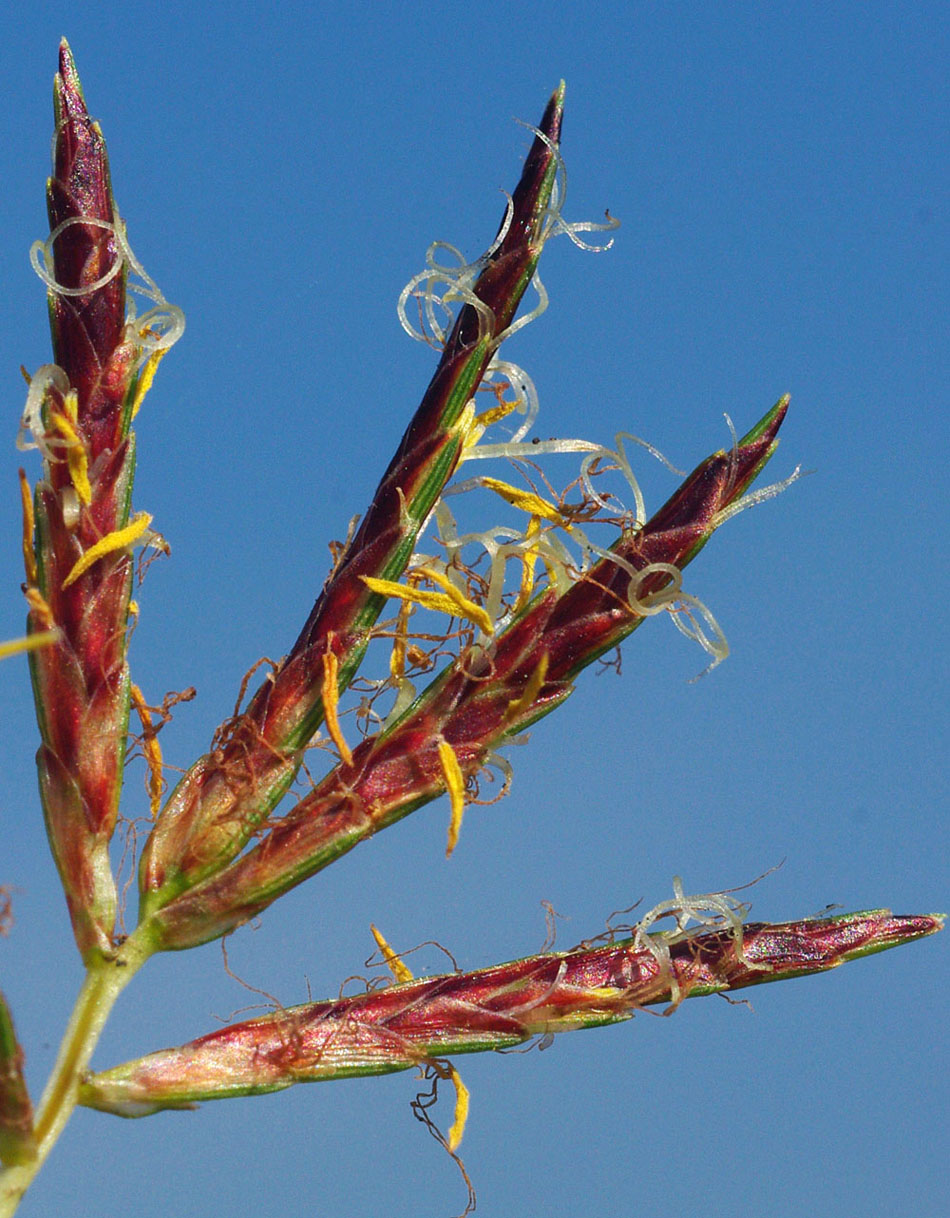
[143,398,790,950]
[136,83,570,917]
[79,909,943,1116]
[20,41,182,959]
[0,48,940,1218]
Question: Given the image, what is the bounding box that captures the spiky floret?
[137,81,799,948]
[5,53,941,1218]
[80,905,944,1116]
[144,394,792,951]
[20,41,182,959]
[137,82,610,916]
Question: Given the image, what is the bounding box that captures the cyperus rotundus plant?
[0,42,941,1216]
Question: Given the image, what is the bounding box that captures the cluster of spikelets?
[0,42,941,1218]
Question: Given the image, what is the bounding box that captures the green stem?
[0,932,151,1217]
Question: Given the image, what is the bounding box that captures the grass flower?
[0,42,939,1218]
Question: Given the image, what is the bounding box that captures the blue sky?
[1,3,946,1216]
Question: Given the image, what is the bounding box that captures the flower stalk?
[0,946,146,1217]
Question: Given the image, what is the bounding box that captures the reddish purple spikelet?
[146,398,790,950]
[80,910,943,1115]
[23,43,176,959]
[45,42,133,458]
[138,84,569,917]
[3,56,941,1214]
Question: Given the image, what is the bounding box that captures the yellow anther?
[0,630,60,661]
[321,646,353,768]
[18,469,37,586]
[585,985,623,1003]
[461,423,486,452]
[474,398,519,429]
[454,399,479,450]
[479,476,562,523]
[62,388,79,425]
[62,512,152,588]
[129,683,164,817]
[445,1064,470,1152]
[514,515,542,613]
[129,348,168,420]
[418,566,493,634]
[369,924,415,984]
[50,411,91,505]
[362,575,493,637]
[505,652,550,724]
[438,739,466,858]
[389,596,412,680]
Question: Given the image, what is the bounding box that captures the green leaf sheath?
[0,995,35,1168]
